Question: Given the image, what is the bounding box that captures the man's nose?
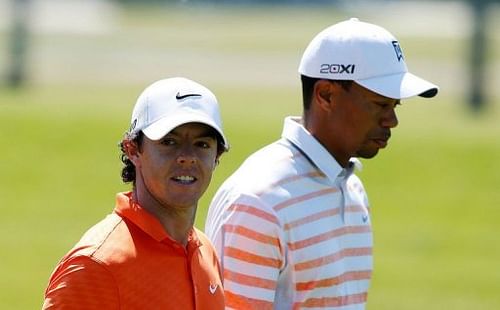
[176,147,197,165]
[381,108,399,128]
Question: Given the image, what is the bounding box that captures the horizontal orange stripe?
[224,224,280,247]
[224,269,277,290]
[228,204,279,225]
[296,270,372,291]
[224,247,282,268]
[295,247,372,271]
[345,205,367,213]
[285,208,341,231]
[274,187,339,212]
[255,170,324,196]
[225,290,274,310]
[294,292,367,308]
[268,171,325,191]
[289,225,371,250]
[284,205,367,231]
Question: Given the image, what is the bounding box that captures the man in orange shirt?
[43,77,229,309]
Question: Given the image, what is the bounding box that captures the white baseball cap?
[298,18,439,99]
[129,77,229,151]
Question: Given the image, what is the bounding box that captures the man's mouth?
[171,175,197,185]
[372,138,388,148]
[371,131,391,148]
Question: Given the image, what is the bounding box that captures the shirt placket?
[336,169,349,224]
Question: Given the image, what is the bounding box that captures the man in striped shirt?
[205,18,438,309]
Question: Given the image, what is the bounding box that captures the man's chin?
[355,149,380,159]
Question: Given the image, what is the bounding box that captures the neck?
[132,185,196,247]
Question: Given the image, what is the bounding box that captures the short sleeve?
[210,195,284,309]
[43,256,119,310]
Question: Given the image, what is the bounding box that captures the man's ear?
[123,139,141,167]
[313,80,336,112]
[214,157,220,170]
[213,151,223,170]
[313,80,345,113]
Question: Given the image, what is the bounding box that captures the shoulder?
[220,140,307,196]
[43,254,119,309]
[59,212,139,269]
[242,139,301,171]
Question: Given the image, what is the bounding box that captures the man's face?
[134,123,219,211]
[315,81,400,166]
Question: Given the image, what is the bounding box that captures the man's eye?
[196,139,216,149]
[375,102,400,108]
[161,138,176,146]
[196,141,210,148]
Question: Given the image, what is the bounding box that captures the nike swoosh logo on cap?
[176,92,202,100]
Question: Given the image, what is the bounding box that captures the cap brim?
[356,72,439,99]
[141,112,229,151]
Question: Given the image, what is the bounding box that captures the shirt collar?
[114,192,201,247]
[281,116,361,182]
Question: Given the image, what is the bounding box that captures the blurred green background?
[0,1,499,309]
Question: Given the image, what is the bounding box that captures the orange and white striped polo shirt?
[205,116,372,309]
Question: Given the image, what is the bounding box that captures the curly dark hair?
[119,131,144,184]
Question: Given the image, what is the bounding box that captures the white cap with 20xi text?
[299,18,439,99]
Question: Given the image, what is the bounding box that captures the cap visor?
[142,112,229,150]
[356,72,439,99]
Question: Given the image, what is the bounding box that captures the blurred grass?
[361,98,500,309]
[1,3,499,310]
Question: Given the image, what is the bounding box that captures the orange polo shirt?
[43,192,224,310]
